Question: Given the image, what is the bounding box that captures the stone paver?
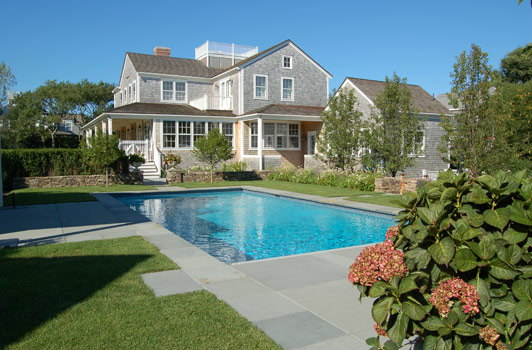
[141,270,203,296]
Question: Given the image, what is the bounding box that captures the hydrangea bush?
[349,170,532,350]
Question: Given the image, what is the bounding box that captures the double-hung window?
[254,75,267,99]
[250,122,258,148]
[163,121,176,148]
[128,85,132,102]
[132,82,136,102]
[221,122,233,145]
[162,81,186,102]
[120,92,123,105]
[289,123,299,148]
[264,123,275,148]
[178,121,191,148]
[411,127,425,156]
[282,55,292,69]
[193,122,206,143]
[282,77,294,101]
[276,123,287,148]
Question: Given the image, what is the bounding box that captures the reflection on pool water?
[116,190,396,264]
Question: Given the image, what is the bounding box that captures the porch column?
[239,120,244,159]
[258,117,263,171]
[93,125,97,136]
[107,118,113,135]
[101,120,107,135]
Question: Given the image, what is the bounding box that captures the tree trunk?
[210,169,214,183]
[106,168,109,187]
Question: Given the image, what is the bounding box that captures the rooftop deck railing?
[195,41,258,60]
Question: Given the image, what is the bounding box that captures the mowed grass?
[3,184,155,206]
[0,237,280,350]
[173,180,402,208]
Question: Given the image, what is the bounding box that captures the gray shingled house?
[83,40,332,177]
[327,77,453,178]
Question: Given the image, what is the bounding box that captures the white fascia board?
[138,72,212,83]
[237,114,322,122]
[112,87,120,93]
[107,113,237,122]
[118,54,131,87]
[345,79,375,106]
[236,41,288,70]
[83,113,109,130]
[212,67,239,80]
[288,42,332,79]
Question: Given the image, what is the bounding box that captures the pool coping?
[94,186,399,349]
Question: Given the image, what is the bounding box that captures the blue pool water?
[116,190,396,264]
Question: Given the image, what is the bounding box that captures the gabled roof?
[127,53,225,78]
[243,104,324,116]
[216,40,332,78]
[106,102,236,117]
[345,77,451,115]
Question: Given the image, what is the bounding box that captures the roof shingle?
[347,78,451,115]
[127,53,224,78]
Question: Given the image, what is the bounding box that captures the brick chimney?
[153,47,171,57]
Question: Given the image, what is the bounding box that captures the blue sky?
[3,0,531,98]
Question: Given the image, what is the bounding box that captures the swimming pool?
[116,189,396,264]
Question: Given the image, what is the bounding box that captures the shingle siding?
[116,56,138,107]
[242,45,328,114]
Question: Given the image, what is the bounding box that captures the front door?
[307,131,316,155]
[220,79,231,109]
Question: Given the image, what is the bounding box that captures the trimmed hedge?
[1,149,128,191]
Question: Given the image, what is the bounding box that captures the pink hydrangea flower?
[429,278,480,318]
[348,240,408,286]
[374,322,387,337]
[385,225,399,240]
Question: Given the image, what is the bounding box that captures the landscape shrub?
[1,148,127,191]
[267,167,379,191]
[221,161,247,172]
[349,170,532,349]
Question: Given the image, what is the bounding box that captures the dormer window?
[162,81,186,102]
[282,55,292,69]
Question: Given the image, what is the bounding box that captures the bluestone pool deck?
[0,186,400,350]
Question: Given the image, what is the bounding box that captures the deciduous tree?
[83,130,123,187]
[441,44,505,175]
[500,43,532,84]
[366,73,423,177]
[316,89,365,171]
[0,62,16,106]
[192,128,234,183]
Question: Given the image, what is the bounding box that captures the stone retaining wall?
[13,172,143,189]
[375,176,419,194]
[167,170,272,183]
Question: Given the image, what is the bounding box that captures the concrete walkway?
[0,186,400,350]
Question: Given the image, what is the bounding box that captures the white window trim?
[408,128,426,158]
[128,84,132,103]
[160,80,187,103]
[282,55,293,69]
[281,77,295,102]
[132,81,136,102]
[249,121,300,151]
[253,74,268,100]
[161,120,235,151]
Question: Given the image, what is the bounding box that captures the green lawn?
[0,237,280,350]
[173,180,402,208]
[3,184,156,206]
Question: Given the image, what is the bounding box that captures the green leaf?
[489,258,518,280]
[519,265,532,278]
[469,277,490,308]
[405,247,431,270]
[512,279,532,301]
[454,249,478,272]
[493,295,516,312]
[387,313,408,346]
[441,187,458,202]
[382,340,399,350]
[422,316,446,331]
[477,175,498,191]
[372,297,394,324]
[462,187,490,205]
[483,207,511,230]
[458,205,484,227]
[365,337,380,347]
[509,205,532,226]
[398,276,418,294]
[403,301,427,321]
[515,300,532,321]
[454,322,478,336]
[503,227,528,244]
[428,237,455,265]
[369,281,391,298]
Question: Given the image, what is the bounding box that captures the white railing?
[195,41,258,60]
[153,141,162,175]
[119,140,153,162]
[189,95,232,111]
